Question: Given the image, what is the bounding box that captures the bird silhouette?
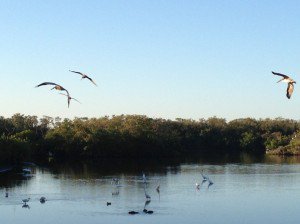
[69,70,97,86]
[22,198,30,204]
[207,178,214,189]
[35,82,69,96]
[144,185,151,201]
[59,93,81,108]
[156,184,160,194]
[272,71,296,99]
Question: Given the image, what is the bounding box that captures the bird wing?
[59,93,67,96]
[286,83,294,99]
[58,93,70,107]
[86,76,97,86]
[72,97,81,104]
[64,89,70,96]
[272,71,290,79]
[59,93,81,104]
[35,82,58,87]
[69,70,84,76]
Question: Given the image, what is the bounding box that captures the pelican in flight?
[59,93,81,108]
[35,82,69,95]
[272,71,296,99]
[69,70,97,86]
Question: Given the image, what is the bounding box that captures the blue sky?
[1,0,300,120]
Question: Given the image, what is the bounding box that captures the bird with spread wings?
[59,93,81,108]
[35,82,70,96]
[69,70,97,86]
[272,71,296,99]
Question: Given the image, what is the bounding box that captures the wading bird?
[59,93,81,108]
[272,71,296,99]
[144,185,151,201]
[143,200,153,214]
[69,70,97,86]
[22,198,30,204]
[22,204,30,209]
[201,170,209,182]
[35,82,69,96]
[156,184,160,194]
[207,178,214,189]
[142,173,147,184]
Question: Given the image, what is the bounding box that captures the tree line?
[0,113,299,165]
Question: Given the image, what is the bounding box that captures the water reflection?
[1,155,300,224]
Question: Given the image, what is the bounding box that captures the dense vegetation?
[0,114,299,165]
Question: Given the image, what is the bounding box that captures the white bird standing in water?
[144,185,151,201]
[142,173,147,184]
[201,170,209,181]
[22,198,30,204]
[207,178,214,189]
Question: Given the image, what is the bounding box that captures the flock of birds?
[125,171,212,215]
[3,71,291,213]
[34,70,296,108]
[9,170,213,214]
[35,70,97,108]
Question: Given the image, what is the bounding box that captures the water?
[1,155,300,224]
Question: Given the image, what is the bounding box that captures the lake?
[1,155,300,224]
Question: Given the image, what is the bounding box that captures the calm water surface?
[1,155,300,224]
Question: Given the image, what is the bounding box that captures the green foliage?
[0,114,300,163]
[0,134,31,164]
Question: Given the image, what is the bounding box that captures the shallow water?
[1,155,300,224]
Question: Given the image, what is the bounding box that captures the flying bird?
[69,70,97,86]
[35,82,69,96]
[272,71,296,99]
[59,93,81,108]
